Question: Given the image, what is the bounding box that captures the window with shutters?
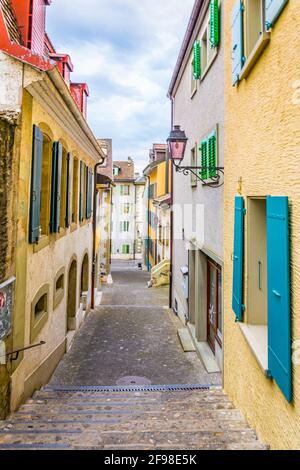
[72,158,79,224]
[59,148,68,230]
[191,60,198,96]
[30,284,49,343]
[122,245,130,255]
[120,185,130,196]
[244,0,265,57]
[199,127,218,182]
[190,147,197,187]
[235,196,292,402]
[200,10,218,80]
[40,134,52,236]
[120,221,130,233]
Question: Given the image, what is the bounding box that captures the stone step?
[0,417,252,433]
[0,429,264,449]
[10,408,245,423]
[35,388,224,401]
[18,400,234,414]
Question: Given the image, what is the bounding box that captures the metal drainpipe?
[147,175,151,271]
[169,96,174,309]
[91,161,104,310]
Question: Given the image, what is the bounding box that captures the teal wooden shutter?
[232,196,245,321]
[200,140,208,180]
[210,0,220,48]
[79,162,85,222]
[86,169,93,219]
[208,130,217,178]
[231,0,244,85]
[193,40,201,79]
[50,142,62,233]
[267,196,292,403]
[265,0,288,29]
[29,125,43,244]
[66,153,72,228]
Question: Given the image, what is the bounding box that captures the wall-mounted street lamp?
[167,125,224,188]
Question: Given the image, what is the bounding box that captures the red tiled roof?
[113,159,135,181]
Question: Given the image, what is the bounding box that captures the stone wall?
[0,117,15,282]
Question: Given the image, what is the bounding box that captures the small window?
[120,185,130,196]
[31,285,49,342]
[53,268,65,310]
[200,15,217,78]
[191,60,197,96]
[122,203,131,214]
[120,221,130,232]
[113,167,120,176]
[122,245,130,255]
[72,158,79,224]
[35,294,47,319]
[191,147,197,187]
[244,0,264,58]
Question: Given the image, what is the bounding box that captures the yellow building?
[0,1,105,416]
[224,0,300,449]
[143,144,171,284]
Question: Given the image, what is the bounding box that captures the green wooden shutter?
[66,153,72,228]
[208,130,217,178]
[232,196,245,322]
[265,0,289,29]
[193,40,201,79]
[79,161,85,222]
[267,196,292,403]
[50,142,62,233]
[210,0,220,48]
[200,140,208,180]
[29,125,43,244]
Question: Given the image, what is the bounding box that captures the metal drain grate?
[44,384,219,393]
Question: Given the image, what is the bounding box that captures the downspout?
[147,175,151,271]
[91,161,104,310]
[134,183,137,260]
[169,96,175,309]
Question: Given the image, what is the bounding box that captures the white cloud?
[47,0,195,172]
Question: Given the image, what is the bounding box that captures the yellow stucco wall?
[11,87,97,411]
[224,0,300,449]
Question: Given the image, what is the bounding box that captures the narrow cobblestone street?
[50,261,221,387]
[0,262,267,450]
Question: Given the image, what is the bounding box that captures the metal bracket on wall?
[173,164,224,188]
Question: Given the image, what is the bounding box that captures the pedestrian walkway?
[0,261,267,450]
[50,260,221,387]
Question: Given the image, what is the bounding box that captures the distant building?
[111,158,145,260]
[143,144,171,286]
[96,139,114,287]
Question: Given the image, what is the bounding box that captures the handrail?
[0,341,46,362]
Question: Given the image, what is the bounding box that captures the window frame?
[30,284,49,343]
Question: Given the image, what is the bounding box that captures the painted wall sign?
[0,277,15,341]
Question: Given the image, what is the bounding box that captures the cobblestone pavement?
[50,260,221,387]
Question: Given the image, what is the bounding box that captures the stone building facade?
[0,0,105,416]
[168,0,224,372]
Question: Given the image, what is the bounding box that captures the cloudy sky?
[46,0,194,173]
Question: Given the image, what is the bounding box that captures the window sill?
[238,323,268,374]
[190,87,197,99]
[33,235,49,254]
[239,32,271,81]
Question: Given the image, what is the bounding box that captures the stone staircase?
[0,385,267,450]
